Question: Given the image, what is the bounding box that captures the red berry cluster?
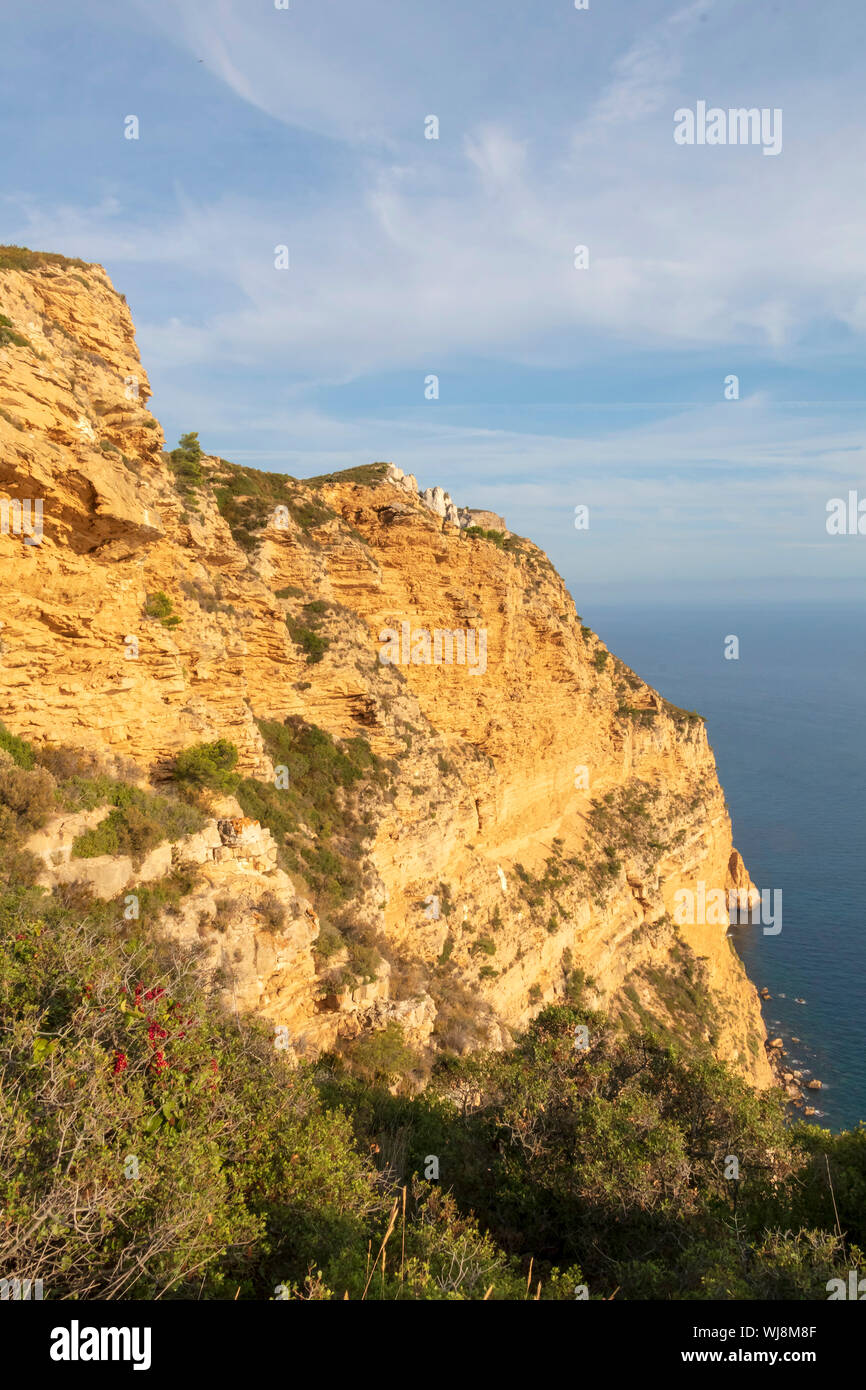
[110,981,219,1090]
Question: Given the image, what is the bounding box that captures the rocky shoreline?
[760,985,824,1118]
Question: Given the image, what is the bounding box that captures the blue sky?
[3,0,866,604]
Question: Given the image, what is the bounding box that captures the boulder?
[137,841,173,883]
[47,855,134,900]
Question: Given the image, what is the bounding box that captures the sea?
[582,601,866,1133]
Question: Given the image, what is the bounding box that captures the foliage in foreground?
[1,866,863,1300]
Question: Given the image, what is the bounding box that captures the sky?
[2,0,866,605]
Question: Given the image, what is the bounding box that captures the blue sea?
[582,602,866,1132]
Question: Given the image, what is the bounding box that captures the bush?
[0,244,89,272]
[71,786,205,866]
[0,313,29,349]
[0,762,55,830]
[144,592,181,629]
[463,526,506,548]
[233,718,388,911]
[345,1023,418,1084]
[286,618,329,664]
[2,839,861,1302]
[171,740,240,794]
[34,745,110,781]
[258,892,287,932]
[0,722,36,770]
[208,458,335,551]
[0,893,385,1299]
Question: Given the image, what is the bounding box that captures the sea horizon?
[582,597,866,1132]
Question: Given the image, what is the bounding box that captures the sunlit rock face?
[0,255,771,1084]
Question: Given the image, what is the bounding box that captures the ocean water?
[581,602,866,1132]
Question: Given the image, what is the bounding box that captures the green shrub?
[233,718,389,911]
[171,739,240,793]
[0,245,90,273]
[301,463,389,488]
[345,1023,418,1084]
[0,722,36,769]
[71,786,205,866]
[168,431,205,502]
[0,762,55,830]
[0,313,29,348]
[0,890,385,1300]
[208,458,336,551]
[144,591,181,629]
[463,525,506,548]
[286,617,329,664]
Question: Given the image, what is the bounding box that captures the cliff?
[0,250,773,1088]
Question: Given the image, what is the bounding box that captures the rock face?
[0,255,772,1085]
[458,507,508,532]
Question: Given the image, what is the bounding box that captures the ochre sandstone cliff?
[0,252,773,1087]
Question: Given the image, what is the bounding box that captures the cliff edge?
[0,250,772,1087]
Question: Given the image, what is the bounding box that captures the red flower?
[113,1052,127,1075]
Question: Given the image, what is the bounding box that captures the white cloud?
[8,1,866,380]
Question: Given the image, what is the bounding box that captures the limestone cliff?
[0,251,773,1088]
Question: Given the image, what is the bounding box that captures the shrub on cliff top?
[0,244,90,273]
[209,458,336,550]
[167,431,205,505]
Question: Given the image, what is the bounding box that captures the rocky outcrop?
[0,253,772,1086]
[457,507,508,532]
